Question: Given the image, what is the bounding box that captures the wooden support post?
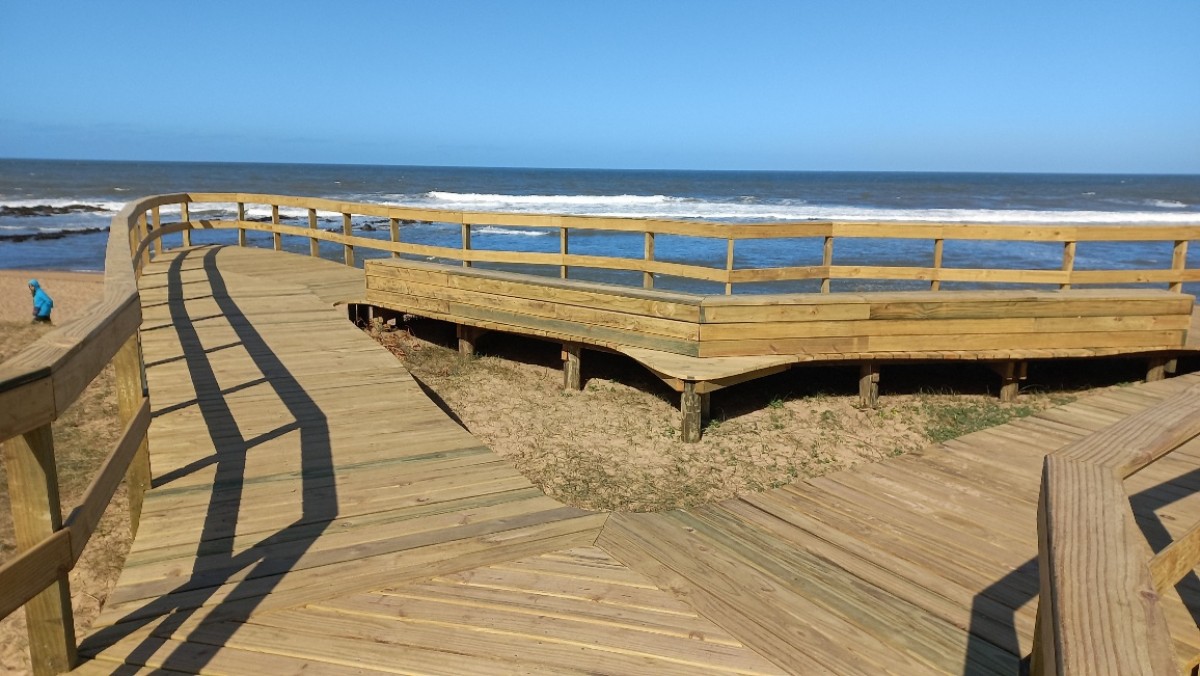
[1166,358,1179,375]
[724,238,734,295]
[180,202,191,247]
[560,227,569,279]
[2,424,78,674]
[859,363,880,408]
[462,223,472,268]
[930,238,943,291]
[643,231,655,289]
[991,361,1027,402]
[271,204,282,251]
[151,206,162,257]
[681,381,702,443]
[342,213,354,266]
[1060,241,1076,290]
[389,217,400,258]
[113,335,151,535]
[821,235,833,293]
[562,343,582,390]
[1146,356,1169,383]
[457,325,478,356]
[1170,240,1188,293]
[309,208,320,257]
[136,213,150,269]
[236,202,247,247]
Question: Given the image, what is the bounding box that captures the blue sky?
[1,1,1197,172]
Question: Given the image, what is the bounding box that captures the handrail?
[1031,384,1200,675]
[165,192,1200,295]
[0,194,179,674]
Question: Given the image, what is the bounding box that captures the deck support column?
[2,424,78,675]
[681,381,702,443]
[991,361,1027,403]
[1146,356,1169,382]
[458,325,480,356]
[562,343,582,390]
[858,363,880,408]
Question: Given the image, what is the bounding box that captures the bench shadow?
[80,246,339,673]
[964,459,1200,675]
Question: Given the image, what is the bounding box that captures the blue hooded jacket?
[29,279,53,318]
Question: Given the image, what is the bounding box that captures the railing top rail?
[179,192,1200,241]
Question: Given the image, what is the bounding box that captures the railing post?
[2,424,78,675]
[136,213,150,269]
[113,334,151,535]
[462,223,472,268]
[931,238,944,291]
[1170,240,1188,293]
[309,209,320,257]
[821,235,833,293]
[643,231,655,289]
[236,202,247,247]
[389,217,399,258]
[180,202,191,248]
[342,213,354,267]
[725,238,735,295]
[560,227,569,279]
[271,204,282,251]
[1060,241,1076,290]
[151,206,162,258]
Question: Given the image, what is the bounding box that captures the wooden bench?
[366,258,1197,441]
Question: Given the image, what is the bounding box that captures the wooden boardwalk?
[74,246,1200,674]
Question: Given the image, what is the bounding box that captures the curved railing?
[1031,383,1200,675]
[1,191,1199,674]
[165,192,1200,294]
[0,194,194,674]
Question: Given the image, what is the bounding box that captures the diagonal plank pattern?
[73,245,1200,674]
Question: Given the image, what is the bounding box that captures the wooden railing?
[161,192,1200,294]
[1031,383,1200,675]
[0,194,187,674]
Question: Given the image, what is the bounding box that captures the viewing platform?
[3,193,1200,674]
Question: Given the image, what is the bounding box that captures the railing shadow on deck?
[79,248,338,673]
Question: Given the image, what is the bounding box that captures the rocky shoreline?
[0,226,105,243]
[0,203,109,218]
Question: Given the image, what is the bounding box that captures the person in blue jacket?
[28,279,53,324]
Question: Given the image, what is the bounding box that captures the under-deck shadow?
[964,454,1200,675]
[81,246,339,673]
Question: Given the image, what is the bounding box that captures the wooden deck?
[74,245,1200,674]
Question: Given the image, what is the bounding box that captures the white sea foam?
[0,198,125,212]
[1146,199,1187,209]
[367,191,1200,226]
[474,226,551,237]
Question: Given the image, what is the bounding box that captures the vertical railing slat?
[462,223,472,268]
[2,425,77,675]
[151,206,162,258]
[342,213,354,267]
[931,238,944,291]
[821,235,833,293]
[309,209,319,257]
[180,202,191,248]
[560,227,569,279]
[271,204,282,251]
[389,217,399,258]
[1171,240,1188,293]
[1061,241,1077,290]
[237,202,247,247]
[643,231,655,289]
[113,335,151,535]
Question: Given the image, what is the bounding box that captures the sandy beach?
[0,269,105,324]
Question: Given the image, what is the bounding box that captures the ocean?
[2,158,1198,294]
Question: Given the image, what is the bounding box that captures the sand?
[0,269,106,324]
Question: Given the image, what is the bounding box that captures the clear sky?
[1,1,1197,173]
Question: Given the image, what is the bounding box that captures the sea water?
[2,159,1198,294]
